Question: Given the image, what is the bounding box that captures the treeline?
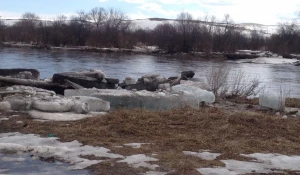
[0,7,298,54]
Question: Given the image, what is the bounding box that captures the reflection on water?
[0,48,299,97]
[0,152,90,175]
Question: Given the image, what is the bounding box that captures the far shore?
[0,41,227,59]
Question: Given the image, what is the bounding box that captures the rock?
[77,69,106,80]
[158,83,171,91]
[155,77,168,83]
[142,74,160,79]
[171,84,215,104]
[124,77,136,85]
[282,54,293,59]
[181,71,195,80]
[12,71,34,79]
[91,89,200,110]
[32,97,75,112]
[0,68,40,79]
[143,77,153,84]
[125,82,159,91]
[275,112,280,116]
[282,115,288,119]
[69,96,110,112]
[169,77,181,86]
[105,78,119,85]
[259,92,285,111]
[168,76,179,80]
[0,101,11,111]
[53,72,115,89]
[224,53,259,60]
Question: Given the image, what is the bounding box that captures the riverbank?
[0,41,227,59]
[1,97,300,175]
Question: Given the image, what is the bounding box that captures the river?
[0,47,300,97]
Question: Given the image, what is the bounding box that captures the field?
[1,103,300,174]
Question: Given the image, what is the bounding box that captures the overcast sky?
[0,0,299,25]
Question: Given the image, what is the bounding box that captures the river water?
[0,47,300,97]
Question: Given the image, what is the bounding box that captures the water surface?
[0,47,299,97]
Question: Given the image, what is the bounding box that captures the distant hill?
[0,18,278,36]
[131,18,279,36]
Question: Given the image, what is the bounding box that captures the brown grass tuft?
[1,107,300,174]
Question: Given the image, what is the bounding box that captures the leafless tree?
[89,7,107,31]
[153,22,179,53]
[13,12,41,43]
[175,12,195,52]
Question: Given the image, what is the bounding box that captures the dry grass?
[1,108,300,174]
[286,98,300,108]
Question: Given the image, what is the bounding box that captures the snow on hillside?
[1,18,279,35]
[131,18,279,36]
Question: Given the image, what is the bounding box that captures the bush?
[205,63,261,99]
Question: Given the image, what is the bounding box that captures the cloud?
[99,0,107,2]
[139,2,178,17]
[128,11,150,20]
[118,0,300,24]
[0,11,75,20]
[119,0,147,4]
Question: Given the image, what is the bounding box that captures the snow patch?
[143,171,168,175]
[0,132,123,170]
[117,154,159,170]
[183,151,221,160]
[242,153,300,171]
[124,143,149,149]
[197,167,237,175]
[196,152,300,175]
[29,110,106,121]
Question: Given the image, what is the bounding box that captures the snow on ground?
[242,153,300,171]
[0,132,123,170]
[143,171,168,175]
[0,152,89,175]
[0,133,163,174]
[194,151,300,175]
[28,110,107,121]
[183,151,221,160]
[117,154,159,170]
[124,143,150,149]
[234,57,298,64]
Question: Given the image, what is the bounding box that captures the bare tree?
[175,12,195,52]
[104,8,131,47]
[13,12,40,43]
[153,22,179,53]
[68,10,91,45]
[89,7,107,31]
